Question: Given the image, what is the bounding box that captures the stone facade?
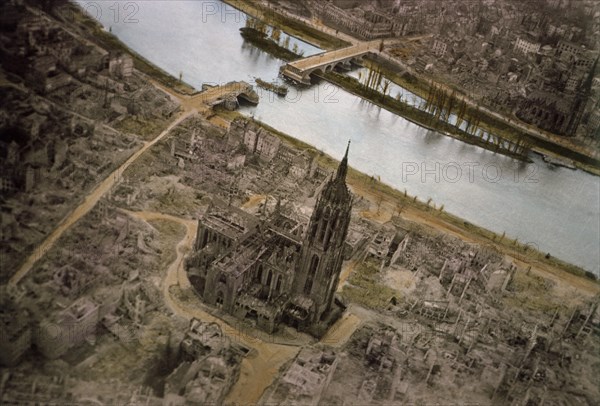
[186,145,353,333]
[108,52,133,78]
[514,37,541,55]
[432,39,448,57]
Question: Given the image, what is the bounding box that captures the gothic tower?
[293,142,353,324]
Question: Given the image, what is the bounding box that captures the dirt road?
[123,210,299,405]
[8,110,194,286]
[349,179,600,298]
[123,209,366,404]
[9,77,258,286]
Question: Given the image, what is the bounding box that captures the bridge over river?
[152,80,259,113]
[281,40,382,84]
[194,81,259,110]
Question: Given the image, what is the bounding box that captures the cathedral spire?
[335,140,350,182]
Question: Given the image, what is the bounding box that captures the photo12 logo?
[199,1,280,24]
[200,1,247,24]
[77,1,275,25]
[255,82,339,104]
[82,1,140,24]
[399,161,539,184]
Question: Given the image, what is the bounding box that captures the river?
[77,0,600,274]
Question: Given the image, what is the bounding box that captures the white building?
[514,38,540,55]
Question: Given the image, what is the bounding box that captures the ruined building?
[186,144,353,334]
[164,319,242,405]
[516,56,598,136]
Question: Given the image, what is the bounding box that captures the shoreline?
[366,56,600,176]
[216,109,599,285]
[64,2,598,282]
[226,0,600,176]
[5,4,598,405]
[222,0,350,50]
[63,2,196,94]
[236,27,532,162]
[317,71,533,162]
[240,29,536,162]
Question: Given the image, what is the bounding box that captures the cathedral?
[185,144,353,334]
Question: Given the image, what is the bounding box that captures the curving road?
[123,209,365,404]
[7,63,362,400]
[123,209,299,404]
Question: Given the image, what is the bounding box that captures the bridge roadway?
[282,40,382,84]
[8,80,257,287]
[189,81,259,110]
[152,80,259,113]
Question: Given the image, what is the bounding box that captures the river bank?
[320,70,532,161]
[9,3,597,404]
[223,0,350,50]
[64,1,598,280]
[215,109,598,286]
[238,27,532,162]
[226,0,600,175]
[363,55,600,176]
[62,2,195,95]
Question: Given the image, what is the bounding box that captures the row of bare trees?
[358,67,392,99]
[423,81,533,156]
[353,67,533,158]
[245,18,302,56]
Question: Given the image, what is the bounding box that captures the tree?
[255,19,267,34]
[381,80,391,97]
[396,204,404,215]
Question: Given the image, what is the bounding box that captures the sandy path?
[9,78,256,286]
[337,259,359,292]
[350,180,600,297]
[320,311,363,348]
[123,208,367,404]
[123,210,299,405]
[8,110,193,286]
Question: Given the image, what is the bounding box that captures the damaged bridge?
[152,81,259,113]
[195,81,259,110]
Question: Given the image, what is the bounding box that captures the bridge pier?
[337,60,353,71]
[199,81,259,110]
[281,41,380,85]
